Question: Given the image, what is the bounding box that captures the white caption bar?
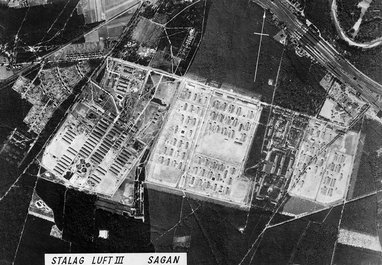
[45,253,187,265]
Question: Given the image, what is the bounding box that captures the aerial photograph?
[0,0,382,264]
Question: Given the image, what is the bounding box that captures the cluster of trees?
[0,173,37,263]
[274,47,327,116]
[336,0,361,32]
[62,189,97,243]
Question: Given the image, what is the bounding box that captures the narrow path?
[253,9,267,83]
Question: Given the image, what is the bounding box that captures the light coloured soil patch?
[131,17,164,47]
[196,134,247,164]
[148,162,182,187]
[230,177,251,203]
[289,120,360,205]
[0,65,13,80]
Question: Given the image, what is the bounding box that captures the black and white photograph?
[0,0,382,264]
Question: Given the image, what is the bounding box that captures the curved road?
[331,0,382,49]
[253,0,382,111]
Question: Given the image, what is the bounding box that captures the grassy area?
[62,189,97,243]
[333,243,382,265]
[282,196,325,216]
[36,178,66,230]
[0,87,31,144]
[0,173,37,264]
[37,181,153,253]
[251,219,308,264]
[145,187,278,264]
[336,0,361,32]
[13,216,70,265]
[341,194,378,235]
[188,0,282,100]
[6,0,99,49]
[248,204,345,264]
[292,205,342,265]
[351,119,382,197]
[91,209,153,252]
[0,157,20,197]
[244,106,270,174]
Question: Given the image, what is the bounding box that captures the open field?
[351,118,382,197]
[333,243,382,265]
[0,172,37,264]
[13,215,70,265]
[341,194,378,236]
